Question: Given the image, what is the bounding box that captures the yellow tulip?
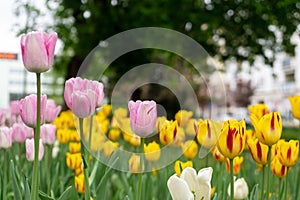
[289,95,300,120]
[248,104,269,120]
[245,129,256,149]
[217,120,246,159]
[144,141,161,162]
[196,119,222,149]
[175,110,193,128]
[156,116,167,133]
[101,104,112,117]
[181,140,198,159]
[159,120,179,145]
[74,165,83,175]
[69,129,80,142]
[69,142,81,153]
[129,153,141,173]
[66,152,82,170]
[129,134,141,147]
[226,156,244,175]
[211,147,226,162]
[271,156,288,178]
[174,160,193,176]
[278,140,299,167]
[102,141,118,157]
[90,133,106,152]
[185,118,196,137]
[248,138,269,165]
[108,128,121,141]
[250,112,282,146]
[75,173,85,193]
[56,128,70,144]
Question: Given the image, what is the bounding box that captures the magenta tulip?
[64,77,104,118]
[19,94,47,128]
[0,126,12,149]
[40,124,56,145]
[25,138,44,162]
[128,100,157,137]
[45,99,61,123]
[21,31,57,73]
[11,123,27,143]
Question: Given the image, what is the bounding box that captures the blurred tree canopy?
[15,0,300,110]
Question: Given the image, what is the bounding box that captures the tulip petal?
[167,174,194,200]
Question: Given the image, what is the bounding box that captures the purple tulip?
[64,77,104,118]
[45,99,61,123]
[25,138,44,162]
[40,124,56,145]
[128,100,157,137]
[21,31,57,73]
[11,123,27,143]
[0,126,12,149]
[19,94,47,128]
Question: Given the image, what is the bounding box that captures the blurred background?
[0,0,299,125]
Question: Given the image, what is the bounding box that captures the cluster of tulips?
[1,29,300,200]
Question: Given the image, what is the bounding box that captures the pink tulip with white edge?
[0,126,12,149]
[25,138,44,162]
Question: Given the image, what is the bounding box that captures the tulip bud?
[40,124,56,145]
[19,94,47,128]
[11,123,27,143]
[174,160,193,177]
[75,173,85,194]
[181,140,198,159]
[25,138,44,161]
[288,95,300,120]
[0,126,12,149]
[217,120,246,159]
[21,31,57,73]
[227,177,249,200]
[128,100,157,137]
[226,156,244,175]
[45,99,61,123]
[144,141,161,162]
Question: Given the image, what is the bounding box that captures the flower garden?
[1,31,300,200]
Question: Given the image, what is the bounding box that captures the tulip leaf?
[249,184,259,200]
[38,190,55,200]
[89,158,99,187]
[10,160,22,200]
[57,186,73,200]
[22,174,31,200]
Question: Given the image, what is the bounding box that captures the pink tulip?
[0,108,8,126]
[64,77,103,118]
[40,124,56,145]
[128,100,157,137]
[45,99,61,123]
[19,94,47,128]
[0,126,12,149]
[21,31,57,73]
[25,138,44,162]
[24,125,34,139]
[11,123,27,143]
[10,100,20,115]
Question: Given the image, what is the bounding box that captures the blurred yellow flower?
[185,118,196,136]
[69,129,80,142]
[278,139,299,167]
[174,160,193,176]
[90,133,106,152]
[69,142,81,154]
[226,156,244,175]
[66,152,82,170]
[129,153,141,173]
[250,112,282,146]
[288,95,300,120]
[271,156,288,178]
[245,129,256,149]
[248,104,268,120]
[159,120,179,145]
[156,116,167,133]
[217,120,246,159]
[56,129,70,144]
[129,134,141,147]
[248,138,269,165]
[108,128,121,141]
[74,165,83,175]
[102,141,118,157]
[75,173,85,193]
[101,104,112,117]
[144,141,161,162]
[175,110,193,128]
[181,140,198,159]
[196,119,222,149]
[53,110,75,129]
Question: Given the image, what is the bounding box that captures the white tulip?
[167,167,213,200]
[228,177,249,200]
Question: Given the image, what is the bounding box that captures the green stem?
[46,145,51,194]
[295,164,300,199]
[31,72,41,200]
[3,150,7,200]
[279,178,283,200]
[79,118,91,200]
[266,146,272,200]
[261,165,265,199]
[284,169,289,200]
[137,138,144,200]
[88,115,94,149]
[230,158,234,200]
